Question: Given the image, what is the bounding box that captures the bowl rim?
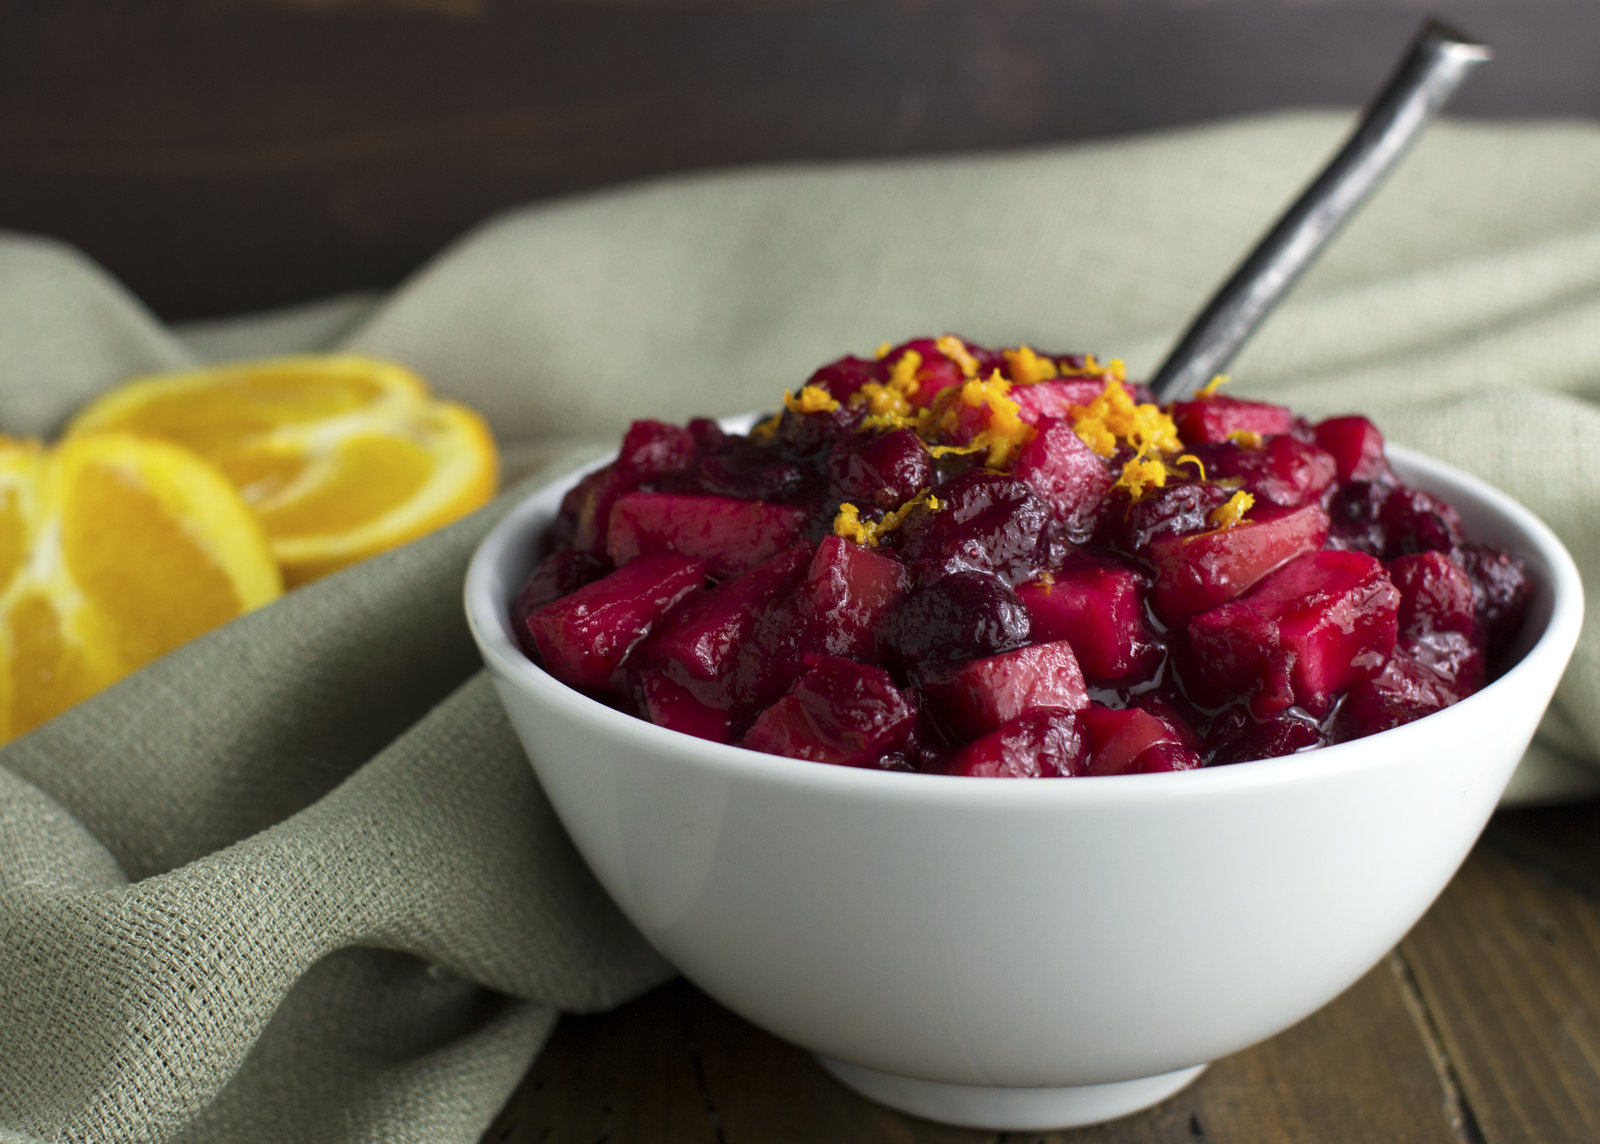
[465,439,1584,807]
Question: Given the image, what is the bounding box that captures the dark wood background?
[3,0,1598,320]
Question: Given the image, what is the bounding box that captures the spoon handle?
[1147,20,1491,403]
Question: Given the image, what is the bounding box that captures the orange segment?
[0,434,281,744]
[67,355,498,585]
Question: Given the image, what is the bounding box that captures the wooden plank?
[489,956,1459,1142]
[3,1,1599,318]
[482,981,721,1144]
[1401,806,1600,1144]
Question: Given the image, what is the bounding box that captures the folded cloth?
[2,111,1599,1144]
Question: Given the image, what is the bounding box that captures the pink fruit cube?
[1012,418,1114,531]
[1148,503,1331,622]
[1387,551,1477,639]
[806,535,911,661]
[742,656,916,766]
[1017,559,1156,682]
[638,541,813,680]
[947,709,1090,778]
[1078,704,1198,776]
[1314,416,1389,483]
[606,491,809,579]
[1186,550,1400,718]
[1171,395,1294,443]
[921,640,1088,740]
[526,553,707,691]
[637,670,737,743]
[1010,377,1109,422]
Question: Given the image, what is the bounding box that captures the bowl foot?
[814,1056,1208,1130]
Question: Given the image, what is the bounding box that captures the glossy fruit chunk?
[1170,395,1293,443]
[1009,378,1108,423]
[1186,550,1399,717]
[606,492,808,579]
[638,541,812,680]
[1078,704,1202,775]
[1387,551,1476,639]
[1314,416,1389,483]
[527,552,706,690]
[827,429,934,510]
[1148,503,1330,622]
[1189,436,1336,508]
[921,640,1088,739]
[637,669,736,743]
[1012,418,1114,533]
[1188,553,1395,717]
[886,571,1030,668]
[742,656,916,765]
[1016,559,1155,682]
[893,471,1050,587]
[806,536,912,661]
[947,709,1090,777]
[511,549,610,656]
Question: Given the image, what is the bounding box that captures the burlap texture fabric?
[2,112,1599,1142]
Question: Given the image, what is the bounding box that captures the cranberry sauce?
[512,336,1531,776]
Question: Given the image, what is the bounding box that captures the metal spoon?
[1147,19,1491,403]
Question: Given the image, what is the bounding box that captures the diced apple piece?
[1012,418,1114,531]
[742,656,916,766]
[1171,395,1293,443]
[921,640,1088,740]
[1078,704,1199,776]
[1189,437,1336,508]
[1009,378,1108,423]
[606,491,808,579]
[638,541,813,680]
[1017,559,1156,682]
[947,709,1090,778]
[511,549,610,657]
[559,465,634,556]
[1148,503,1331,622]
[616,419,697,479]
[1186,550,1399,718]
[637,670,736,743]
[527,553,707,691]
[1314,416,1389,483]
[1387,551,1476,639]
[806,535,911,661]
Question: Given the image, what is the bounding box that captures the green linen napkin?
[3,111,1599,1143]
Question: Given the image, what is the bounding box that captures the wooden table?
[482,800,1600,1142]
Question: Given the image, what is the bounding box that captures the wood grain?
[3,0,1598,318]
[486,957,1460,1142]
[1402,805,1600,1144]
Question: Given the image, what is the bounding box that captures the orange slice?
[0,434,282,744]
[66,355,499,586]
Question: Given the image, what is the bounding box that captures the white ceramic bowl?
[465,443,1582,1131]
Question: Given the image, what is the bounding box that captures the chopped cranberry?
[893,470,1052,587]
[1380,486,1465,558]
[1104,480,1233,554]
[886,571,1031,670]
[827,429,934,510]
